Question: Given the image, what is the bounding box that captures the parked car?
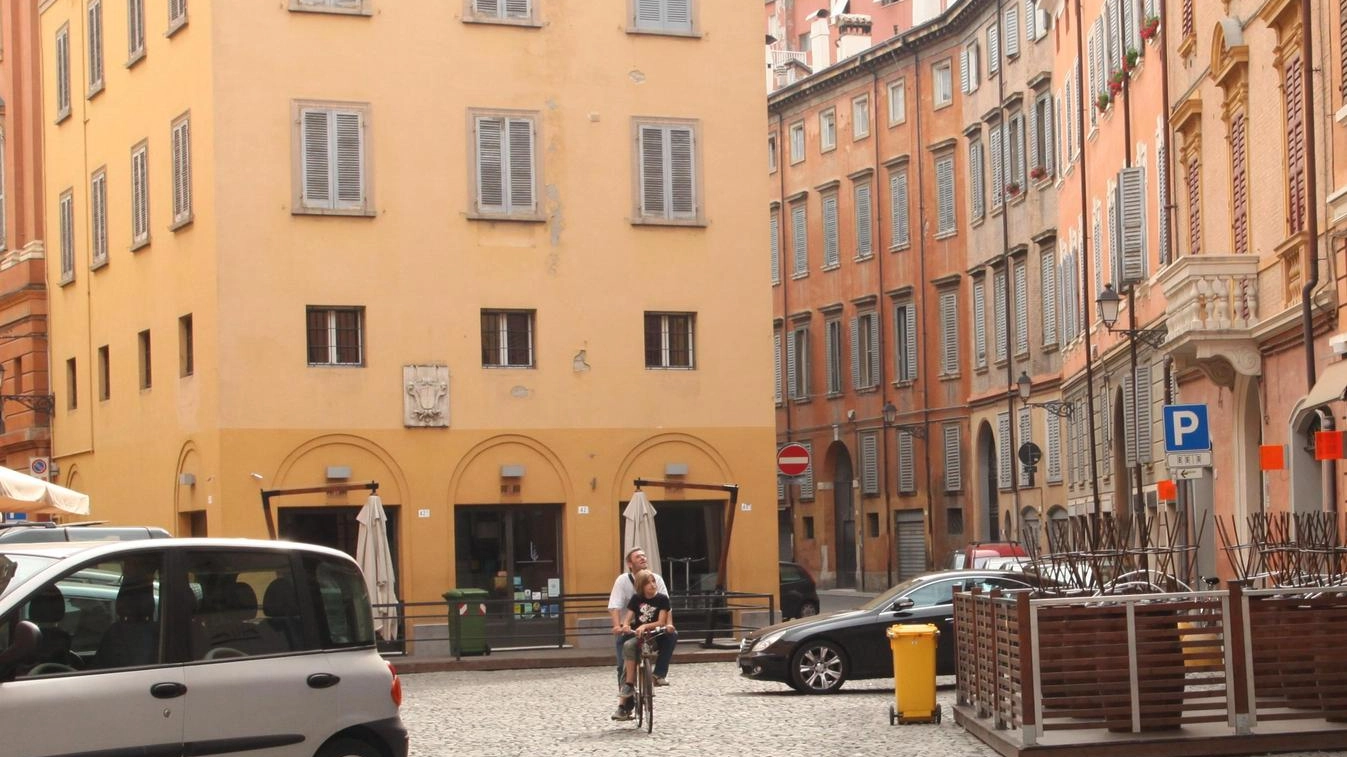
[0,521,171,544]
[944,541,1027,570]
[738,569,1037,694]
[779,561,819,620]
[0,538,408,757]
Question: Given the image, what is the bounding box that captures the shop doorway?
[832,446,856,588]
[454,504,563,649]
[278,505,402,575]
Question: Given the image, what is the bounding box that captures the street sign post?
[1162,404,1211,453]
[1166,450,1211,469]
[777,443,811,478]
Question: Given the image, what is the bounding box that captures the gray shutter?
[88,0,103,86]
[1135,361,1153,464]
[56,31,69,113]
[1123,373,1136,466]
[1045,412,1062,482]
[1018,408,1032,483]
[507,118,536,213]
[1025,0,1037,40]
[303,110,332,207]
[936,156,955,233]
[849,317,860,390]
[854,182,872,258]
[1027,107,1039,175]
[786,330,798,400]
[824,320,838,393]
[1102,195,1111,298]
[773,332,783,404]
[973,279,987,367]
[1123,0,1139,52]
[334,111,364,208]
[904,304,918,380]
[960,47,970,94]
[132,149,149,242]
[969,140,984,220]
[867,314,881,386]
[173,120,191,222]
[994,269,1007,361]
[898,432,916,494]
[861,431,879,495]
[800,441,815,499]
[1013,115,1027,186]
[990,124,1004,208]
[988,23,1000,74]
[1059,258,1071,344]
[1040,96,1054,173]
[792,203,807,274]
[1118,166,1146,284]
[636,0,662,25]
[1105,0,1119,73]
[769,211,780,284]
[1004,6,1020,57]
[1014,261,1028,355]
[504,0,530,18]
[639,125,666,217]
[665,0,690,26]
[1100,384,1111,454]
[944,424,962,492]
[940,292,958,373]
[1041,249,1057,346]
[891,169,910,248]
[1156,134,1170,264]
[998,411,1012,489]
[475,0,501,15]
[668,126,695,218]
[476,117,504,212]
[823,194,839,267]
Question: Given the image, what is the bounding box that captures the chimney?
[809,10,831,71]
[912,0,941,26]
[834,13,872,61]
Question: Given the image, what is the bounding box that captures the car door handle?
[307,673,341,689]
[942,617,954,623]
[151,682,187,699]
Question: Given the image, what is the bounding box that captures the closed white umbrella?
[0,466,89,516]
[356,493,398,641]
[622,491,661,582]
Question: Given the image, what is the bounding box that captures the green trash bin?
[443,588,491,656]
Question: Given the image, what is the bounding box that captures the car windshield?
[857,575,929,611]
[0,553,59,598]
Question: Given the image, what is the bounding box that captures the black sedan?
[738,570,1035,694]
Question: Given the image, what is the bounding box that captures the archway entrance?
[977,421,1000,542]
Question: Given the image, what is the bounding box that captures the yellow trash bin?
[887,623,941,725]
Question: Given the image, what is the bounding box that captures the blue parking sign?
[1162,404,1211,453]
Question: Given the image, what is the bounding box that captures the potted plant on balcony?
[1030,165,1048,181]
[1125,47,1141,72]
[1096,91,1111,112]
[1140,15,1160,43]
[1005,181,1022,197]
[1108,71,1125,95]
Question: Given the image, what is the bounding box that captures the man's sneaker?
[653,676,669,687]
[611,706,633,721]
[619,683,635,698]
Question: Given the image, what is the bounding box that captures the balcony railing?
[1159,254,1260,341]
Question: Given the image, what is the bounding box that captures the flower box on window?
[1029,165,1048,181]
[1005,182,1022,197]
[1096,92,1112,111]
[1140,16,1160,43]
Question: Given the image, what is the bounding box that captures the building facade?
[36,0,778,619]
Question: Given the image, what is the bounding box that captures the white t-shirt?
[608,571,669,612]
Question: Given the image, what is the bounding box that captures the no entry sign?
[777,443,811,477]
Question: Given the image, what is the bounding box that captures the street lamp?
[1096,283,1166,349]
[882,400,927,439]
[1016,371,1074,418]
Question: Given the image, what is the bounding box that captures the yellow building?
[37,0,777,626]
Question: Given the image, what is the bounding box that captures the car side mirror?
[888,597,914,613]
[0,620,41,679]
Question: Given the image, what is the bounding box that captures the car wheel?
[314,737,381,757]
[789,639,847,694]
[799,601,819,617]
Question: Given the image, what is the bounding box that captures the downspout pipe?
[912,42,937,569]
[1073,0,1104,527]
[1300,0,1319,393]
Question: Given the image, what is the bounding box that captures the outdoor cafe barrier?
[953,583,1347,747]
[373,589,776,660]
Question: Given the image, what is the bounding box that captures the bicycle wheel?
[642,655,654,733]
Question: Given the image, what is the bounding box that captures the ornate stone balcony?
[1157,254,1261,387]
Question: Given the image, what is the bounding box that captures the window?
[789,121,805,163]
[644,312,694,369]
[767,133,777,173]
[853,179,872,259]
[1014,259,1028,356]
[769,208,780,285]
[137,330,151,389]
[852,96,870,139]
[1008,112,1025,191]
[1032,92,1054,177]
[889,166,910,249]
[990,121,1005,209]
[934,153,956,235]
[997,411,1012,489]
[127,0,146,62]
[294,102,371,216]
[635,119,700,224]
[803,516,815,538]
[1040,248,1058,347]
[943,423,962,492]
[1003,5,1020,57]
[66,358,77,409]
[168,0,188,34]
[481,309,535,368]
[87,0,104,96]
[993,268,1007,362]
[973,278,987,368]
[1185,149,1202,256]
[471,110,538,219]
[897,431,916,494]
[98,345,110,400]
[821,191,839,268]
[867,512,880,537]
[131,142,149,248]
[1284,53,1307,236]
[58,190,74,284]
[179,314,194,377]
[787,324,809,400]
[960,41,980,94]
[933,61,953,107]
[824,318,842,395]
[819,108,836,151]
[790,201,808,276]
[90,169,108,268]
[171,114,192,227]
[860,431,879,495]
[185,551,305,660]
[1117,164,1147,283]
[630,0,693,35]
[968,138,985,221]
[939,290,959,376]
[852,312,879,389]
[291,0,374,15]
[894,302,917,382]
[306,306,364,366]
[1087,20,1102,130]
[987,23,1000,75]
[55,25,70,122]
[1018,407,1032,485]
[887,79,906,125]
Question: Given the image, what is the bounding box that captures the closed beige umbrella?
[356,493,398,641]
[622,491,661,581]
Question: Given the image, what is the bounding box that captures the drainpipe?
[776,111,797,554]
[1300,0,1319,395]
[995,0,1021,543]
[868,63,895,589]
[912,42,937,569]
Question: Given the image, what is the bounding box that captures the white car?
[0,538,407,757]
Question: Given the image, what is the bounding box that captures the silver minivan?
[0,538,408,757]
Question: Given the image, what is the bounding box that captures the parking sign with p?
[1162,404,1211,453]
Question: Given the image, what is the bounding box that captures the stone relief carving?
[404,364,449,427]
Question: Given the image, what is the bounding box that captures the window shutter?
[769,210,780,285]
[792,203,808,274]
[1182,0,1194,38]
[1187,153,1202,255]
[990,124,1004,208]
[969,42,980,89]
[936,156,955,233]
[825,321,839,394]
[861,432,879,495]
[988,24,1000,75]
[800,441,815,499]
[823,194,839,267]
[504,0,530,18]
[1025,0,1036,41]
[1105,0,1120,73]
[1041,95,1054,173]
[56,31,69,113]
[94,174,107,264]
[1156,131,1170,265]
[1285,55,1307,235]
[969,140,984,220]
[944,424,962,492]
[903,304,918,380]
[636,0,662,25]
[1123,373,1136,466]
[786,330,798,399]
[997,412,1012,489]
[172,119,191,222]
[1004,6,1020,57]
[940,291,958,374]
[334,111,364,208]
[891,169,910,248]
[854,182,872,258]
[898,432,916,494]
[60,194,73,278]
[1041,249,1057,346]
[1231,111,1248,255]
[1087,24,1101,130]
[973,279,987,367]
[668,126,695,218]
[1103,194,1113,297]
[507,118,536,213]
[1124,0,1139,52]
[774,332,783,404]
[303,110,332,207]
[88,0,103,86]
[1117,166,1146,284]
[960,47,970,94]
[1018,408,1032,483]
[1100,384,1111,455]
[1014,261,1028,355]
[1135,361,1153,464]
[1027,107,1039,175]
[132,149,149,243]
[475,0,501,15]
[1045,412,1062,483]
[1013,115,1026,186]
[867,314,880,386]
[993,269,1007,361]
[639,125,666,217]
[849,317,860,390]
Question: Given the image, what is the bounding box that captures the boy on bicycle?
[612,568,670,720]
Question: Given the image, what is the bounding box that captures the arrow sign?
[1173,467,1205,480]
[777,443,811,477]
